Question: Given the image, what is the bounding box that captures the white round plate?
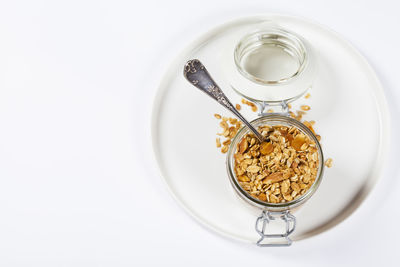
[151,15,390,243]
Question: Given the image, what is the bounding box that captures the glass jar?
[224,24,317,114]
[226,115,324,246]
[185,22,323,246]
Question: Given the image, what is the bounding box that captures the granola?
[241,98,258,112]
[233,125,319,203]
[300,105,311,111]
[214,95,333,201]
[216,138,221,148]
[325,158,333,168]
[214,113,242,153]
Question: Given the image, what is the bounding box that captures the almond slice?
[238,138,248,154]
[263,172,285,184]
[260,142,273,155]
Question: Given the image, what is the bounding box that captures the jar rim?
[234,28,308,86]
[226,115,324,211]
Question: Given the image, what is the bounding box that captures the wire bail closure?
[255,210,296,247]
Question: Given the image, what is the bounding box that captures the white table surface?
[0,0,399,266]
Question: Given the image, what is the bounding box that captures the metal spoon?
[183,59,265,142]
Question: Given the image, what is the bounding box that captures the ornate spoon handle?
[183,59,264,142]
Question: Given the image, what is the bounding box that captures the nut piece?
[235,104,241,110]
[300,105,311,111]
[291,134,306,151]
[241,98,258,112]
[247,165,261,173]
[220,121,228,131]
[258,193,267,201]
[260,142,274,155]
[305,93,311,99]
[238,175,250,182]
[263,172,285,184]
[216,138,221,148]
[325,158,333,168]
[214,113,222,119]
[281,180,290,194]
[291,182,300,193]
[238,138,248,153]
[222,139,231,146]
[228,118,237,124]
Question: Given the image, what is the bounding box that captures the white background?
[0,0,399,266]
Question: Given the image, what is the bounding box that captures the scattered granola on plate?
[324,158,333,168]
[214,114,242,154]
[241,98,258,112]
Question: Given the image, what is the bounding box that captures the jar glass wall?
[226,115,324,212]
